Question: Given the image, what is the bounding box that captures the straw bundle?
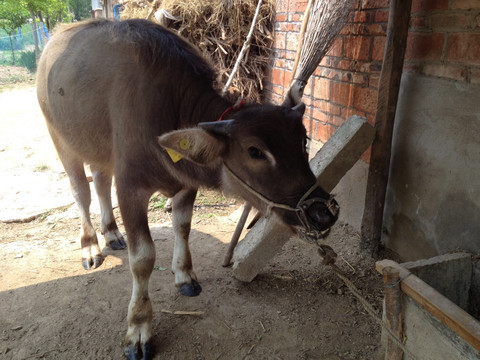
[121,0,275,103]
[284,0,353,106]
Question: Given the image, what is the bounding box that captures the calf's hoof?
[179,280,202,297]
[105,230,127,250]
[82,255,104,270]
[124,341,155,360]
[108,238,127,250]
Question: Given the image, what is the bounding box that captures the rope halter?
[223,164,339,242]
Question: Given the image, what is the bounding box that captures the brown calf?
[36,19,338,359]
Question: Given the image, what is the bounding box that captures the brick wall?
[264,0,480,153]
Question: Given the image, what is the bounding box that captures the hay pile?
[121,0,275,102]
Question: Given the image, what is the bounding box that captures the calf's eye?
[248,146,266,160]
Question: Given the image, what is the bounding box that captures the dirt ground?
[0,83,388,359]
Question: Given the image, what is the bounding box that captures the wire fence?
[0,24,49,70]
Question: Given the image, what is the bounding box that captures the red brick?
[372,36,386,61]
[274,58,286,68]
[405,33,444,61]
[315,122,337,143]
[341,107,367,119]
[312,109,330,123]
[303,117,315,136]
[296,0,308,12]
[271,68,285,87]
[411,0,449,13]
[374,10,389,22]
[344,36,371,61]
[275,14,287,22]
[452,0,480,10]
[291,14,302,22]
[361,0,389,10]
[409,15,427,29]
[276,0,289,13]
[331,81,354,106]
[368,23,387,36]
[314,100,342,116]
[312,78,330,101]
[353,10,376,23]
[430,13,472,30]
[274,33,286,50]
[353,86,378,114]
[286,32,298,51]
[330,116,347,127]
[423,64,467,81]
[447,34,480,65]
[326,37,343,58]
[303,80,313,96]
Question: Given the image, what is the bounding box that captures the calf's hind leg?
[117,185,156,360]
[91,166,126,250]
[54,150,103,270]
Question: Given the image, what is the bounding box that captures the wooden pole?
[383,266,404,360]
[360,0,412,255]
[223,203,252,267]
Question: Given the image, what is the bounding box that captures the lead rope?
[316,244,417,360]
[225,162,416,358]
[223,164,298,216]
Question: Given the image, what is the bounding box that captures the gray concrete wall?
[383,74,480,261]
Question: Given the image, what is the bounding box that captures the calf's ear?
[158,128,226,165]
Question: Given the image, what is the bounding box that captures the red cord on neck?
[217,99,245,122]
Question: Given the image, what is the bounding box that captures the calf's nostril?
[305,198,339,230]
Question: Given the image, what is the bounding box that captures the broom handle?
[222,0,263,96]
[289,0,314,86]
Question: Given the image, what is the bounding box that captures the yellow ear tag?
[166,148,184,163]
[179,138,190,150]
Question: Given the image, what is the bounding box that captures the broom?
[283,0,353,107]
[223,0,353,266]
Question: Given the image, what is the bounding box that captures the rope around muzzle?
[223,163,337,230]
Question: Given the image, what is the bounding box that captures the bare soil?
[0,85,387,359]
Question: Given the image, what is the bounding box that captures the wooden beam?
[376,260,480,352]
[360,0,413,255]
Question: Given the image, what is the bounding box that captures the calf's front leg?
[171,188,202,296]
[117,186,156,360]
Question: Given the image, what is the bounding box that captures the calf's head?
[158,104,339,240]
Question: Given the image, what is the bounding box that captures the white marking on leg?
[172,208,197,286]
[126,238,155,348]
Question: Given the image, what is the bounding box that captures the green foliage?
[69,0,91,21]
[18,49,37,72]
[0,1,29,36]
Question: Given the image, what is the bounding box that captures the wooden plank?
[360,0,413,254]
[376,259,480,352]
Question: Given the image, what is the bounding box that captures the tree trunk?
[9,35,15,65]
[29,9,40,61]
